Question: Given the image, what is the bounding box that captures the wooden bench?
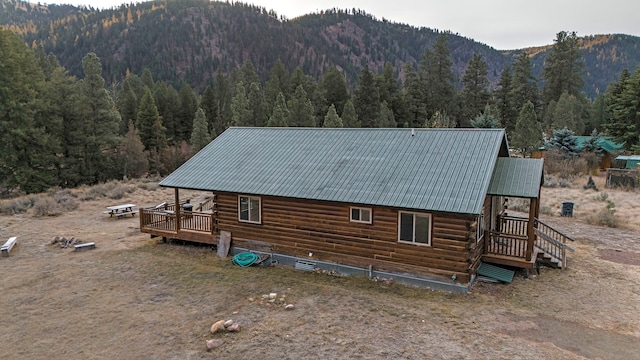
[74,242,96,251]
[114,210,138,217]
[1,237,17,257]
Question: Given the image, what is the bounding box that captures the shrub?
[0,198,32,214]
[539,205,554,216]
[585,200,619,228]
[80,181,134,200]
[593,192,609,202]
[587,208,619,228]
[543,148,599,179]
[32,196,62,217]
[506,198,529,212]
[543,174,570,188]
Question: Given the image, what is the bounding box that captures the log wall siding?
[468,196,492,276]
[217,192,476,283]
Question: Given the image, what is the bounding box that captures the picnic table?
[104,204,138,217]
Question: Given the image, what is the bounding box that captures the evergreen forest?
[1,0,640,195]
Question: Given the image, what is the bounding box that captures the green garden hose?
[232,252,260,267]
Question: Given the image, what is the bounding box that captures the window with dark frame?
[238,195,261,224]
[398,211,431,246]
[350,206,372,224]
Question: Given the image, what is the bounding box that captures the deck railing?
[499,215,528,237]
[534,219,574,269]
[180,212,215,233]
[486,232,529,259]
[141,209,176,232]
[140,206,216,235]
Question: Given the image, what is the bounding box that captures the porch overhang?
[487,158,544,198]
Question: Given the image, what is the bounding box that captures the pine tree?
[547,128,580,157]
[267,92,289,127]
[541,31,585,107]
[240,60,260,89]
[248,82,267,127]
[79,52,122,183]
[157,84,180,144]
[550,91,582,133]
[291,67,325,127]
[230,82,252,126]
[213,68,232,135]
[0,29,59,193]
[321,67,349,117]
[495,65,517,138]
[141,68,154,89]
[605,67,640,149]
[116,82,138,135]
[471,104,501,128]
[341,99,361,128]
[190,108,211,153]
[460,53,490,127]
[427,111,456,128]
[377,101,396,128]
[264,59,290,116]
[510,53,538,116]
[120,120,148,178]
[200,85,218,136]
[46,64,85,188]
[323,104,343,128]
[511,101,543,157]
[403,62,426,128]
[287,85,315,127]
[136,86,166,152]
[423,34,456,120]
[582,128,603,155]
[353,64,380,128]
[176,83,197,143]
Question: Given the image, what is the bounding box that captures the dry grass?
[540,174,640,231]
[0,178,639,359]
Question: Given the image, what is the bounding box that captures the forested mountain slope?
[2,0,638,97]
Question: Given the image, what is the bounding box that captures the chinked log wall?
[217,192,477,284]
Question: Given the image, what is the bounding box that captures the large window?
[350,206,372,224]
[398,211,431,246]
[238,195,261,224]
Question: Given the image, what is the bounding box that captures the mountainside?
[2,0,639,98]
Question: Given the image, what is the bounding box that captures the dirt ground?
[0,175,639,359]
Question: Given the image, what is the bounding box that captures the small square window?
[238,195,261,224]
[350,207,372,224]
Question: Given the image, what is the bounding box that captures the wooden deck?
[140,204,218,245]
[482,216,573,269]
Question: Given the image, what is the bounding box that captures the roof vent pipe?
[411,128,415,137]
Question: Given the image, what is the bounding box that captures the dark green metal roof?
[160,127,509,214]
[575,136,624,154]
[487,158,544,198]
[616,155,640,169]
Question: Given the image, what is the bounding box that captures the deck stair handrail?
[196,196,216,212]
[534,218,574,269]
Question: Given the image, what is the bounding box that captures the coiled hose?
[232,252,260,267]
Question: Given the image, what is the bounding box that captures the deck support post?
[174,188,181,233]
[526,197,537,261]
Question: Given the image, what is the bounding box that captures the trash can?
[561,202,574,217]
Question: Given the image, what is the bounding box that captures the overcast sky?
[40,0,640,50]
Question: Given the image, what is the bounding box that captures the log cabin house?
[140,127,572,292]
